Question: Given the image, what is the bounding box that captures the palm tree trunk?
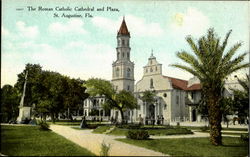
[207,97,222,145]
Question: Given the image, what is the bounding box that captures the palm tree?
[171,28,249,145]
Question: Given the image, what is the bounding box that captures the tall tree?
[15,63,42,107]
[85,78,137,123]
[171,28,249,145]
[0,85,20,122]
[63,78,89,121]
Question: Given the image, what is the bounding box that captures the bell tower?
[112,17,134,92]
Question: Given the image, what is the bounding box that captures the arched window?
[150,67,153,72]
[155,66,157,71]
[150,78,154,88]
[116,67,119,77]
[122,52,124,58]
[122,40,125,46]
[127,53,129,58]
[117,52,120,60]
[127,68,131,77]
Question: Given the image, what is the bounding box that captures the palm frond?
[186,37,203,63]
[221,29,232,53]
[237,74,249,92]
[222,42,242,63]
[170,64,202,79]
[176,51,208,76]
[224,52,248,71]
[227,63,250,75]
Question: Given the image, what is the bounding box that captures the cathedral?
[83,18,243,124]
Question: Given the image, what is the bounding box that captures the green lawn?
[117,137,249,157]
[197,130,248,136]
[180,126,248,131]
[92,125,112,134]
[47,121,81,126]
[1,125,95,156]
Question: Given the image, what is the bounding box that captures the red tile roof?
[186,83,201,91]
[163,76,201,91]
[164,76,188,90]
[118,18,130,36]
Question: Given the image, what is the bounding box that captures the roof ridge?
[163,75,188,82]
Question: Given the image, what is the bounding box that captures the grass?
[107,127,128,136]
[180,126,248,131]
[117,137,249,157]
[197,130,248,136]
[1,125,95,156]
[92,125,112,134]
[47,121,81,126]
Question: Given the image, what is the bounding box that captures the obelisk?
[17,71,31,123]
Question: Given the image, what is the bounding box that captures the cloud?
[2,26,10,37]
[170,7,210,37]
[92,15,164,37]
[2,22,39,41]
[48,19,87,35]
[1,37,116,86]
[16,21,39,39]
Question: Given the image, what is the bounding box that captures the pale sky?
[2,0,249,87]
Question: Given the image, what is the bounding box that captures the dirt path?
[50,125,168,156]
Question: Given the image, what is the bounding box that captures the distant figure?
[157,115,160,125]
[139,114,143,125]
[151,116,155,125]
[80,116,87,128]
[111,116,114,124]
[161,115,164,125]
[145,116,148,125]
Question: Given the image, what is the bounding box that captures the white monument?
[17,71,31,123]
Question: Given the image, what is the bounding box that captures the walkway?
[50,125,168,156]
[50,125,245,156]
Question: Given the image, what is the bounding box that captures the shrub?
[126,130,150,140]
[87,124,98,129]
[200,125,209,132]
[240,134,249,142]
[116,124,142,129]
[38,120,50,131]
[100,141,111,156]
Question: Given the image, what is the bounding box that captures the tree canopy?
[5,63,89,122]
[1,85,20,122]
[85,78,137,123]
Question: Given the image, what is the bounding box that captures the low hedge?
[126,130,150,140]
[148,128,193,136]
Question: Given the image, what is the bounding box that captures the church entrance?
[192,109,197,122]
[149,104,155,119]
